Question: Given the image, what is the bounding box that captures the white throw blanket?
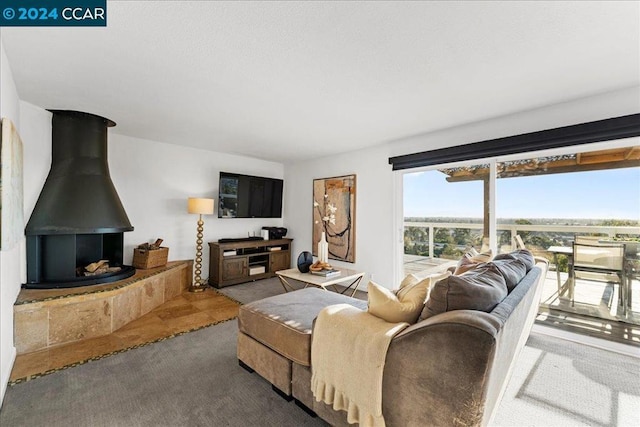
[311,304,409,427]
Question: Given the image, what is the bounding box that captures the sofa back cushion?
[453,249,493,275]
[421,263,508,320]
[491,258,527,292]
[494,249,535,272]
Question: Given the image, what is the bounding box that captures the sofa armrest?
[382,310,501,427]
[382,263,547,427]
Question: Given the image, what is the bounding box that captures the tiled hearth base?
[9,285,240,384]
[14,261,193,354]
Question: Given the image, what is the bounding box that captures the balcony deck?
[403,254,458,276]
[538,268,639,323]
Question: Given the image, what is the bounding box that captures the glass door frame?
[393,136,640,285]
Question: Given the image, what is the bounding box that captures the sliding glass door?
[400,142,640,329]
[495,147,640,325]
[403,162,489,277]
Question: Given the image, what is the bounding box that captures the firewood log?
[85,260,109,273]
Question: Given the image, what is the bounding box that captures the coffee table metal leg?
[340,276,364,298]
[278,276,296,293]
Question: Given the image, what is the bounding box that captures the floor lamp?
[188,197,215,292]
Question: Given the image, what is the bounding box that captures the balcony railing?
[404,221,640,327]
[404,221,640,258]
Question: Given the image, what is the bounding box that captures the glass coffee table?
[276,268,365,297]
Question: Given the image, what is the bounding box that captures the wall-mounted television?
[218,172,283,218]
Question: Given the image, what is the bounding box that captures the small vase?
[318,231,329,263]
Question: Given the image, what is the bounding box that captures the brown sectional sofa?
[237,255,548,426]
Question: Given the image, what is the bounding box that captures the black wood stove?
[25,110,135,289]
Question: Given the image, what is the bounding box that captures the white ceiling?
[2,1,639,163]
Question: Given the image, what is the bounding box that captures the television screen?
[218,172,283,218]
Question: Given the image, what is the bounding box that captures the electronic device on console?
[218,236,265,243]
[262,227,287,240]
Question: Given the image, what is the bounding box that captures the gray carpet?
[493,334,640,427]
[216,277,306,303]
[0,321,325,427]
[1,278,639,426]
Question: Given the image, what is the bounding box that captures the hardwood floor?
[9,287,239,384]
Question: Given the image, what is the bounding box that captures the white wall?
[283,86,640,290]
[21,103,51,226]
[387,86,640,159]
[284,145,397,287]
[0,38,22,405]
[108,133,285,272]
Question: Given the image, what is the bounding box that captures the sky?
[404,167,640,220]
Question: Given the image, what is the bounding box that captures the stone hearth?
[14,261,193,354]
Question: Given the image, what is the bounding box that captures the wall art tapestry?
[312,174,356,263]
[0,118,24,250]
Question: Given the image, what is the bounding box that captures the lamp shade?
[188,198,215,215]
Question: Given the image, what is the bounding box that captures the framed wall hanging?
[312,174,356,263]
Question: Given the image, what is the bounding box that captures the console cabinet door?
[270,251,290,272]
[222,258,247,281]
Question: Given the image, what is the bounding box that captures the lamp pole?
[190,213,206,292]
[187,197,214,293]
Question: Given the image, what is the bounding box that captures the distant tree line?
[404,217,639,272]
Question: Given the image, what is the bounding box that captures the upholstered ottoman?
[237,288,367,397]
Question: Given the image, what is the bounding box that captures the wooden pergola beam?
[438,147,640,243]
[444,159,640,182]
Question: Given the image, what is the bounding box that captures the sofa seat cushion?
[238,288,367,366]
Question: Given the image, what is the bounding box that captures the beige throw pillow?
[368,271,451,324]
